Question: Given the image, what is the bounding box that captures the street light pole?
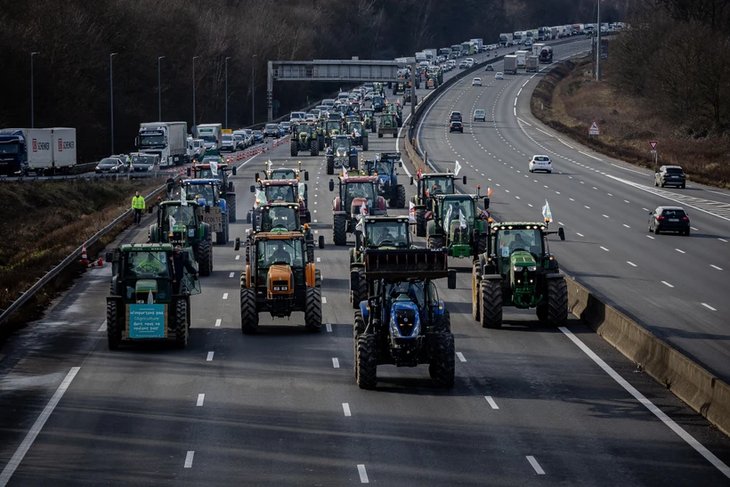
[192,56,199,130]
[158,56,165,121]
[251,54,257,125]
[110,52,118,154]
[225,56,231,128]
[30,51,39,128]
[596,0,601,81]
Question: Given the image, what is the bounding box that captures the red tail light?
[682,216,689,221]
[657,215,665,220]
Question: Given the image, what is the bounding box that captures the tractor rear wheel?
[547,278,568,326]
[416,209,426,237]
[427,234,444,250]
[240,287,259,334]
[310,139,319,156]
[350,267,366,309]
[333,214,347,246]
[477,233,488,254]
[395,185,406,208]
[318,135,325,151]
[354,310,365,379]
[437,308,452,333]
[304,286,322,332]
[430,332,455,389]
[226,194,237,222]
[196,240,212,276]
[356,334,377,389]
[290,140,298,157]
[326,157,335,175]
[363,137,369,151]
[106,300,120,350]
[472,263,481,322]
[480,279,503,329]
[174,298,189,349]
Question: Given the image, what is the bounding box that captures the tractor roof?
[261,202,300,210]
[491,222,548,231]
[120,243,173,252]
[363,215,409,224]
[183,179,219,185]
[340,175,379,183]
[420,172,454,179]
[160,200,200,207]
[251,231,307,241]
[194,163,229,170]
[261,179,298,186]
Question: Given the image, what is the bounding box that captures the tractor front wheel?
[427,235,444,250]
[430,332,455,389]
[326,157,335,175]
[106,300,121,350]
[395,185,406,208]
[472,263,481,322]
[290,140,298,157]
[356,334,377,389]
[304,286,322,332]
[416,209,426,237]
[226,194,237,223]
[196,240,213,276]
[240,285,259,334]
[350,267,366,309]
[480,279,503,329]
[547,278,568,326]
[174,298,189,349]
[310,139,319,156]
[333,214,347,246]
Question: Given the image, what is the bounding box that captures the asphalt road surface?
[0,38,729,487]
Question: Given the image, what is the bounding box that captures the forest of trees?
[0,0,629,161]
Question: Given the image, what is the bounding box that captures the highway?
[0,38,729,486]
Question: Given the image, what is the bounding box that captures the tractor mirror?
[483,197,490,209]
[447,269,457,289]
[318,235,325,249]
[234,237,241,251]
[232,167,237,175]
[148,206,153,214]
[254,172,259,180]
[410,176,414,185]
[250,185,256,193]
[105,252,113,263]
[462,176,468,185]
[558,227,566,241]
[228,181,233,192]
[329,180,335,191]
[187,167,191,177]
[399,161,403,167]
[304,171,309,181]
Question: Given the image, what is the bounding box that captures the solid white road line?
[184,451,195,468]
[326,323,332,332]
[98,320,107,332]
[485,396,499,409]
[701,303,717,312]
[206,352,214,362]
[342,403,352,417]
[662,281,674,288]
[675,249,685,254]
[196,394,205,407]
[0,367,80,486]
[627,261,637,267]
[526,456,545,475]
[215,319,221,327]
[560,326,730,479]
[579,150,602,161]
[332,358,340,369]
[710,265,723,271]
[357,464,369,483]
[222,293,228,300]
[600,246,609,252]
[558,139,574,148]
[456,352,466,362]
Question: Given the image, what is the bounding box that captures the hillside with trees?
[0,0,627,162]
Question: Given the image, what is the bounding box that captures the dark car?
[449,111,462,123]
[654,165,686,188]
[129,152,159,172]
[263,123,280,139]
[449,121,464,133]
[253,130,264,143]
[648,206,690,235]
[95,156,128,173]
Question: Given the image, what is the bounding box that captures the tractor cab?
[182,179,229,244]
[256,160,308,182]
[250,179,310,223]
[427,192,490,259]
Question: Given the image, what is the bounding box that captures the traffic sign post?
[650,149,658,168]
[588,120,600,135]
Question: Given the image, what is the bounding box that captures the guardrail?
[0,179,171,328]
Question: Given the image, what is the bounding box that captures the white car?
[472,77,482,86]
[474,109,486,121]
[290,111,306,122]
[529,155,553,173]
[495,72,504,80]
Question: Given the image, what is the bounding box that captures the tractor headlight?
[273,286,288,291]
[527,266,537,271]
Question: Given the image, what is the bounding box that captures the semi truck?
[503,55,518,75]
[539,46,554,63]
[136,121,188,168]
[195,123,223,152]
[499,33,512,47]
[515,50,529,69]
[0,127,76,176]
[470,38,484,51]
[526,56,539,72]
[532,43,545,57]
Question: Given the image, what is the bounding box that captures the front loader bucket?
[364,249,449,280]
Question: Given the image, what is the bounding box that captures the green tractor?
[425,190,491,260]
[182,179,230,245]
[347,120,369,151]
[148,200,214,276]
[324,120,343,148]
[376,113,399,138]
[290,122,319,157]
[349,215,413,307]
[360,108,376,133]
[106,243,201,350]
[472,221,567,329]
[190,157,237,223]
[409,171,467,237]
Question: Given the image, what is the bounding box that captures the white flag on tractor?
[169,215,176,230]
[180,186,187,205]
[459,208,467,229]
[408,201,416,222]
[210,158,218,177]
[542,199,552,222]
[445,204,453,227]
[454,160,462,176]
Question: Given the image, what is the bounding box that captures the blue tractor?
[182,179,229,245]
[363,152,406,208]
[354,248,457,389]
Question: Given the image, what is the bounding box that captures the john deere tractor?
[472,221,567,329]
[347,120,369,151]
[238,232,322,333]
[410,171,467,237]
[324,120,343,148]
[190,159,237,222]
[148,200,213,276]
[290,122,319,157]
[376,113,398,138]
[329,175,387,246]
[106,243,201,350]
[182,179,229,245]
[363,152,406,208]
[360,109,376,133]
[326,135,359,175]
[354,248,457,389]
[349,215,413,307]
[425,191,490,260]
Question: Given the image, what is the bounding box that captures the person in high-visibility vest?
[131,191,146,225]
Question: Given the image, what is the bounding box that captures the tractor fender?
[218,199,227,214]
[333,197,342,212]
[426,219,437,237]
[350,268,361,292]
[480,274,502,281]
[545,272,564,280]
[360,301,370,320]
[376,197,387,211]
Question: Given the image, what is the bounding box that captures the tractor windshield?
[195,167,223,180]
[269,168,297,180]
[333,138,350,152]
[379,115,396,128]
[125,251,170,279]
[425,177,454,195]
[297,125,312,136]
[362,110,373,118]
[257,239,304,268]
[162,205,196,229]
[345,182,377,207]
[442,198,474,228]
[373,160,393,174]
[495,229,543,258]
[186,184,216,204]
[366,221,409,247]
[349,123,364,135]
[261,207,299,232]
[264,184,295,203]
[326,122,341,133]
